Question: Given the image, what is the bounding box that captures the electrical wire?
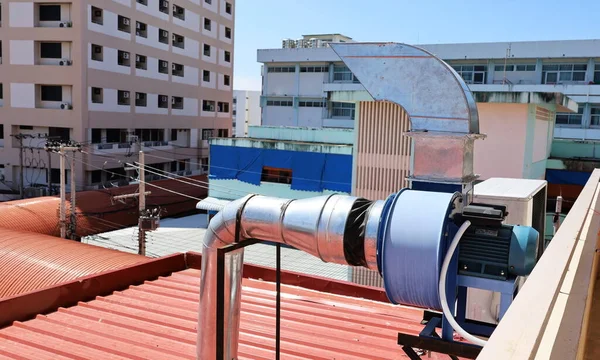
[439,220,487,347]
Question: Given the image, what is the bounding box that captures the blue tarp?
[210,145,352,193]
[546,169,591,186]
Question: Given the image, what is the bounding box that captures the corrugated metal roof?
[0,268,449,359]
[195,196,231,211]
[0,228,146,299]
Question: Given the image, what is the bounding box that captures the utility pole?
[59,145,66,238]
[113,150,157,256]
[45,140,81,239]
[70,152,77,240]
[138,151,146,255]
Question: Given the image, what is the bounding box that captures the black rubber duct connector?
[343,198,373,267]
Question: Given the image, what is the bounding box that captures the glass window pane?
[595,72,600,83]
[574,64,588,71]
[559,72,572,81]
[516,65,526,71]
[462,66,474,71]
[543,65,559,71]
[473,73,484,84]
[556,114,569,124]
[546,72,558,83]
[505,65,514,71]
[573,72,585,81]
[559,64,573,71]
[526,65,536,71]
[495,65,504,71]
[461,73,473,82]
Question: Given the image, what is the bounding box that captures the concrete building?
[232,90,260,137]
[0,0,235,199]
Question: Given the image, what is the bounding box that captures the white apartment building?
[258,35,600,141]
[0,0,235,199]
[232,90,260,137]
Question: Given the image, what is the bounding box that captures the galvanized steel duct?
[197,194,384,359]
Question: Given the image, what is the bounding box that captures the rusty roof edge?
[0,253,187,329]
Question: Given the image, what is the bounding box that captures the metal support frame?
[215,238,282,360]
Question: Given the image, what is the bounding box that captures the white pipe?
[439,220,488,347]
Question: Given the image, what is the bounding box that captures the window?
[91,44,103,61]
[118,15,130,33]
[91,87,103,103]
[106,129,126,143]
[49,127,70,142]
[224,51,231,63]
[217,129,228,137]
[218,102,229,113]
[91,6,103,25]
[225,2,232,14]
[203,44,211,57]
[135,54,147,70]
[202,100,216,112]
[204,18,211,31]
[261,167,292,185]
[591,106,600,126]
[41,85,62,102]
[542,64,587,84]
[232,98,237,104]
[203,70,211,82]
[594,64,600,84]
[333,65,360,83]
[556,105,584,126]
[118,90,130,106]
[136,0,148,5]
[173,5,185,20]
[39,5,61,21]
[202,129,214,140]
[452,65,487,84]
[118,50,130,67]
[171,129,177,141]
[224,74,230,86]
[159,29,169,44]
[135,129,164,142]
[159,0,169,14]
[135,92,147,107]
[158,60,169,74]
[91,170,103,184]
[0,84,3,100]
[135,21,147,37]
[40,42,62,59]
[172,97,183,109]
[172,33,184,49]
[158,95,169,108]
[91,129,102,143]
[225,27,232,39]
[299,100,326,107]
[331,102,355,119]
[516,64,536,72]
[300,66,328,73]
[172,63,184,77]
[268,66,296,73]
[266,99,293,106]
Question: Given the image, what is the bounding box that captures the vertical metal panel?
[352,101,412,287]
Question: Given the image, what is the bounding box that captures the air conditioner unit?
[160,61,167,68]
[172,34,177,41]
[122,18,130,26]
[122,52,129,60]
[136,93,142,100]
[161,1,168,8]
[136,22,142,30]
[209,104,215,111]
[60,103,72,110]
[136,31,141,37]
[59,22,72,28]
[172,97,176,104]
[162,30,168,37]
[136,55,141,62]
[123,92,130,98]
[94,10,102,17]
[172,63,177,70]
[59,59,72,66]
[161,96,168,102]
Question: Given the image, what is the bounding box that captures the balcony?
[91,141,173,154]
[36,3,73,28]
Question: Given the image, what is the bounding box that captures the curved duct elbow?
[197,194,384,359]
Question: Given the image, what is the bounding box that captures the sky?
[233,0,600,91]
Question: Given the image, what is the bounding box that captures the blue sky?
[233,0,600,90]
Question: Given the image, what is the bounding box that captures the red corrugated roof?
[0,228,147,299]
[0,267,449,359]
